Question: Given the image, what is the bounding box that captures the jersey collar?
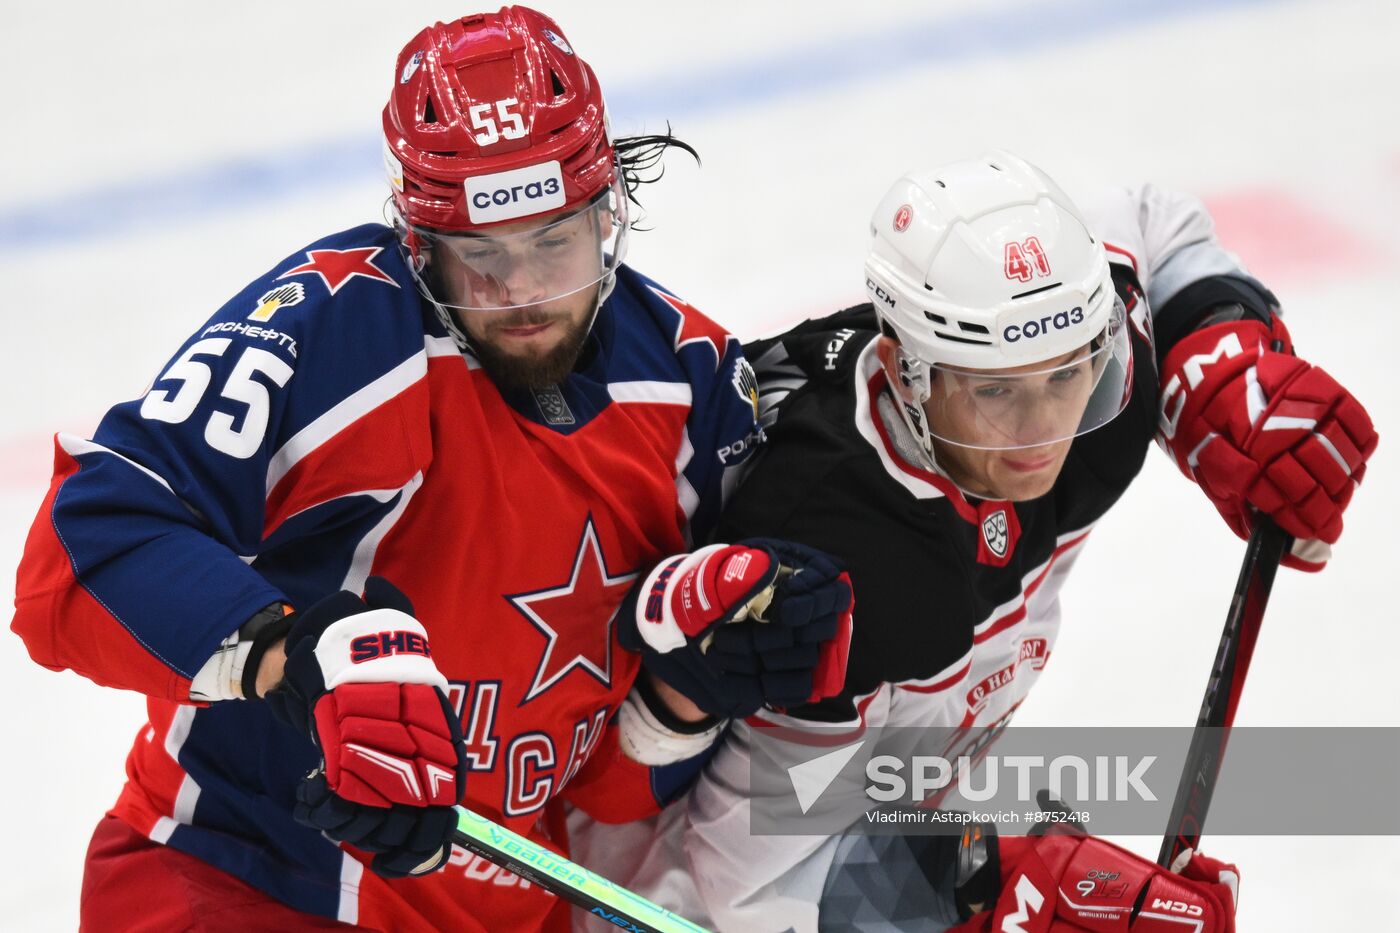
[854,342,1022,566]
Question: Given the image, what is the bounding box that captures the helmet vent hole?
[1011,282,1060,300]
[923,310,948,325]
[551,70,566,97]
[957,322,990,334]
[934,180,946,188]
[935,331,992,346]
[423,94,439,125]
[989,162,1003,171]
[1088,284,1104,307]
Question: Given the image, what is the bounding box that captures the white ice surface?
[1,1,1397,929]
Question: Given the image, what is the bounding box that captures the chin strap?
[888,344,940,467]
[878,375,988,499]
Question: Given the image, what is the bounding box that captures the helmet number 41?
[1004,237,1052,283]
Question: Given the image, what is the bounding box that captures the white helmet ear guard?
[893,343,931,403]
[866,150,1131,455]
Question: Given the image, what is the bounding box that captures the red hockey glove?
[950,826,1239,933]
[1157,316,1377,570]
[263,577,467,878]
[618,539,853,719]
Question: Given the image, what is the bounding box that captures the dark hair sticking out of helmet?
[613,128,700,228]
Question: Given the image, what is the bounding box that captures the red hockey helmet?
[383,7,616,233]
[382,8,628,320]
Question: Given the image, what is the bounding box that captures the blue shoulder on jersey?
[54,224,427,677]
[607,266,764,542]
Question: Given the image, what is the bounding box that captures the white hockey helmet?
[864,150,1131,454]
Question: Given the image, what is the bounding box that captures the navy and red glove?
[950,825,1239,932]
[262,577,468,878]
[618,538,854,719]
[1157,315,1377,570]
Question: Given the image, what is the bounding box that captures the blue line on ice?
[0,0,1277,251]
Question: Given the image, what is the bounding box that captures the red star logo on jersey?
[649,285,733,371]
[508,516,638,703]
[277,246,400,296]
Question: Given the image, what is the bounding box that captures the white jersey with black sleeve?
[568,186,1278,933]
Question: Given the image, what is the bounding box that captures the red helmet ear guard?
[382,6,615,233]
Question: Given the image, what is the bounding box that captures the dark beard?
[472,315,592,392]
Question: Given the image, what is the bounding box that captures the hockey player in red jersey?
[9,8,851,932]
[571,152,1376,931]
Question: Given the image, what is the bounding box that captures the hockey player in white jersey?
[570,152,1377,931]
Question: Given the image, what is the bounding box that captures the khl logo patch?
[982,509,1009,559]
[533,385,575,426]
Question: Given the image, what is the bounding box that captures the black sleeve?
[1152,273,1279,367]
[743,304,880,365]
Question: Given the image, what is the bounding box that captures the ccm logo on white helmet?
[1004,306,1083,343]
[865,278,896,309]
[464,160,566,224]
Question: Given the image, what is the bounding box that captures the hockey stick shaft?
[1156,517,1290,867]
[451,804,711,933]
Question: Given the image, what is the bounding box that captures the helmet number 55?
[469,98,526,147]
[139,338,294,459]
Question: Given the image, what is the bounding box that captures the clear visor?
[923,296,1132,451]
[410,179,628,312]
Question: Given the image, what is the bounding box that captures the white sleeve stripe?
[675,425,699,529]
[274,483,413,529]
[609,380,694,406]
[424,334,460,358]
[674,427,695,475]
[337,853,364,924]
[59,433,213,531]
[266,347,428,494]
[146,706,201,843]
[58,433,176,495]
[676,473,700,524]
[148,816,178,844]
[341,472,424,594]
